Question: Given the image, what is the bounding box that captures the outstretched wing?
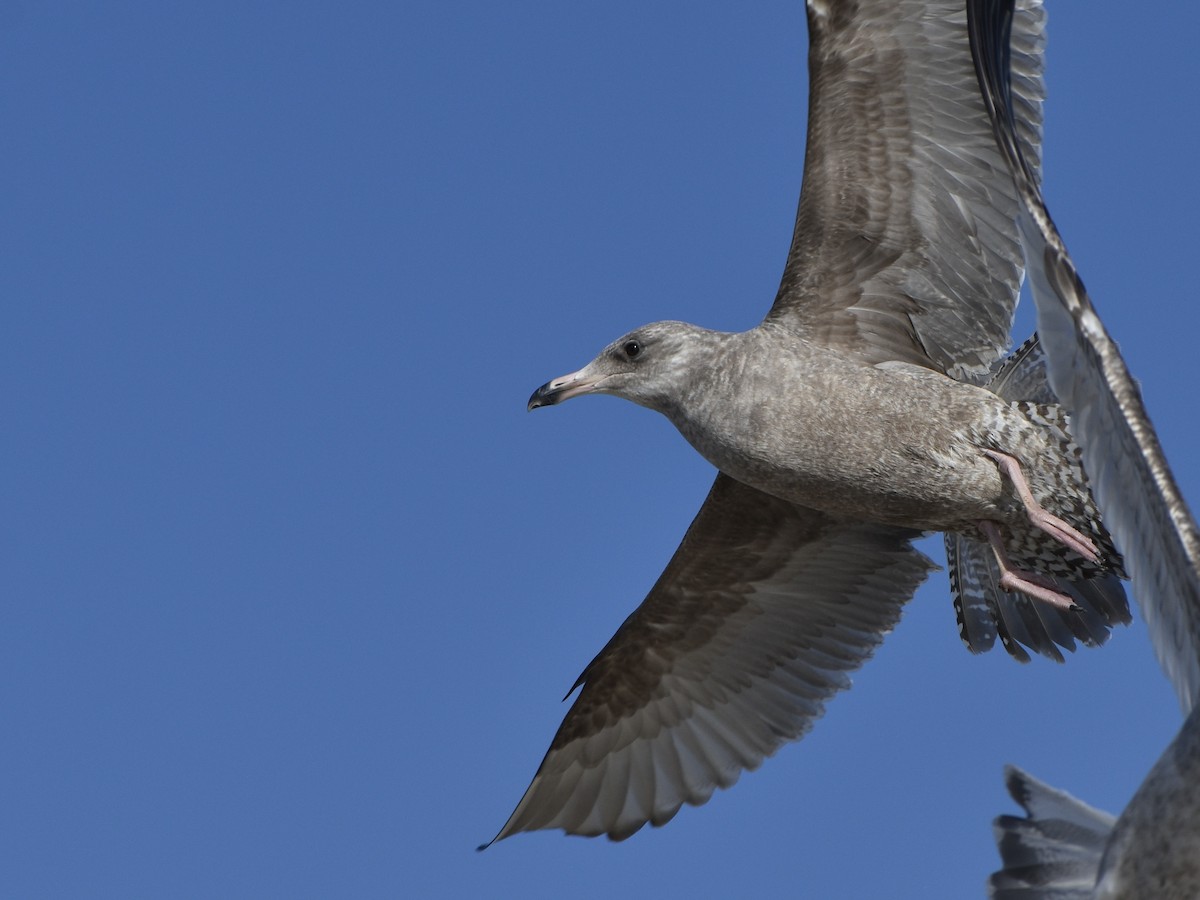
[767,0,1046,380]
[970,0,1200,713]
[483,475,934,844]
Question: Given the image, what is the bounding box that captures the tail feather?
[949,524,1128,662]
[988,765,1115,899]
[948,336,1130,662]
[947,530,999,654]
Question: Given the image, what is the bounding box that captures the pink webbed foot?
[982,449,1100,564]
[977,520,1080,612]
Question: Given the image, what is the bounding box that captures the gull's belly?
[704,432,1007,531]
[674,364,1013,531]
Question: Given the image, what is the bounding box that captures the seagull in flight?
[485,0,1129,845]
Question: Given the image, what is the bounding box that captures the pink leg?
[977,521,1080,612]
[982,449,1100,564]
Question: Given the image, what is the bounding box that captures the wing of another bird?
[482,475,934,844]
[973,2,1200,893]
[970,0,1200,714]
[767,0,1045,379]
[988,765,1117,899]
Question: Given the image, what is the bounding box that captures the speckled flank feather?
[998,400,1123,579]
[947,337,1129,662]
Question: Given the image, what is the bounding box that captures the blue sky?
[4,2,1198,897]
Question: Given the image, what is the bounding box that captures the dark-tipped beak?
[527,370,601,411]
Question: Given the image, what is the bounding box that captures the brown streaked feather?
[768,0,1046,379]
[483,475,934,844]
[946,335,1129,662]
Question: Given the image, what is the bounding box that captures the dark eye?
[622,339,642,359]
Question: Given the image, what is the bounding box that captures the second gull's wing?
[988,765,1117,899]
[970,0,1200,713]
[973,3,1200,894]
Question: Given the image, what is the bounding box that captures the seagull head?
[527,320,716,414]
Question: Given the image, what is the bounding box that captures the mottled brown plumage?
[486,0,1127,846]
